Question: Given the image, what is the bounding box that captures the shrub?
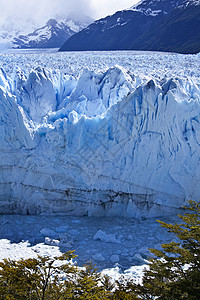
[134,200,200,300]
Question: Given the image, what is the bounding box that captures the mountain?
[130,0,185,14]
[13,14,93,49]
[0,17,37,49]
[131,0,200,54]
[0,14,93,49]
[59,0,200,54]
[60,10,160,51]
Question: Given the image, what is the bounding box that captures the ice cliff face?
[0,65,200,217]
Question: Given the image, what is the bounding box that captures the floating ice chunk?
[45,237,60,246]
[44,236,73,248]
[133,253,146,264]
[92,253,105,262]
[59,240,73,248]
[110,255,120,264]
[93,230,121,244]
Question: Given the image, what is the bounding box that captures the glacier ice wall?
[0,65,200,217]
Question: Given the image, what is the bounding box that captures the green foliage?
[0,251,77,300]
[135,200,200,300]
[0,252,113,299]
[111,276,139,300]
[70,263,111,299]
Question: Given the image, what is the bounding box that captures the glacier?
[0,52,200,217]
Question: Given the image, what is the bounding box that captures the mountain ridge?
[0,14,93,49]
[131,1,200,53]
[59,0,200,54]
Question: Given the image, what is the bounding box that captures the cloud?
[0,0,139,25]
[90,0,138,18]
[0,0,93,23]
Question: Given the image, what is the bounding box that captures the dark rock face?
[60,10,162,51]
[132,2,200,54]
[59,0,200,54]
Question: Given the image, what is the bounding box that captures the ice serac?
[0,66,200,217]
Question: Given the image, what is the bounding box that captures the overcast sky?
[0,0,140,24]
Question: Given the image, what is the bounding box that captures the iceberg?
[0,64,200,217]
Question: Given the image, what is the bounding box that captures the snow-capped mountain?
[0,17,37,49]
[132,0,200,54]
[130,0,185,15]
[0,14,93,49]
[59,0,200,53]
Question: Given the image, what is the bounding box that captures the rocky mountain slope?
[59,0,200,54]
[132,0,200,53]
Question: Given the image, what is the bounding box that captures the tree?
[69,262,111,299]
[0,251,77,300]
[0,252,112,299]
[135,200,200,300]
[111,276,139,300]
